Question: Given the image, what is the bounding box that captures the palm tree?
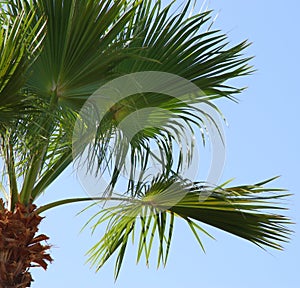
[0,0,292,286]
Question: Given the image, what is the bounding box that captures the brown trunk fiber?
[0,200,52,287]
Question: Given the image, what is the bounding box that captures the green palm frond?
[0,4,46,208]
[169,178,292,250]
[0,5,46,127]
[74,0,250,196]
[118,0,252,99]
[83,176,291,279]
[74,93,216,197]
[17,0,139,107]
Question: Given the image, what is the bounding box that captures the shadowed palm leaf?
[0,6,45,127]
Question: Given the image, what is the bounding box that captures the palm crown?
[0,0,292,286]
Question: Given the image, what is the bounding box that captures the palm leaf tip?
[169,178,293,251]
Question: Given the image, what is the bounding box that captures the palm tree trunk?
[0,200,52,287]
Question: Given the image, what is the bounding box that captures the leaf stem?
[36,196,140,214]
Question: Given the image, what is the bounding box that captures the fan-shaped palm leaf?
[82,176,291,279]
[74,0,252,197]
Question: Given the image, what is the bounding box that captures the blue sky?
[33,1,299,287]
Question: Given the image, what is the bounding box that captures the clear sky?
[32,1,299,287]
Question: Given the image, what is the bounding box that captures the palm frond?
[19,0,139,107]
[72,0,251,196]
[83,176,292,279]
[118,0,252,99]
[0,6,46,127]
[169,178,292,250]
